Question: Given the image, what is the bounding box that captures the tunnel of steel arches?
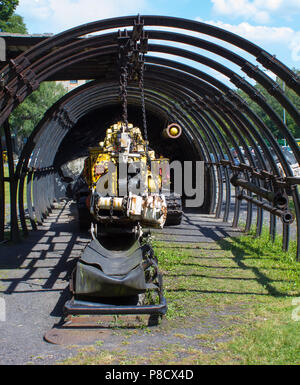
[0,15,300,259]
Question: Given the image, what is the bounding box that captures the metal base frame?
[64,296,167,316]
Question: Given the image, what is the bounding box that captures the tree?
[1,13,27,33]
[9,82,67,149]
[0,1,25,33]
[236,69,300,139]
[0,5,67,151]
[0,0,18,21]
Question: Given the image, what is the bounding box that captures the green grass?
[215,229,300,364]
[60,228,300,365]
[288,186,300,214]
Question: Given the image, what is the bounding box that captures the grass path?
[60,230,300,365]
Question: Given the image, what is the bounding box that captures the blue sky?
[15,0,300,74]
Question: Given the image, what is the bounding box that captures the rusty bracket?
[229,73,245,89]
[56,107,77,128]
[117,29,131,49]
[238,162,256,172]
[225,88,249,111]
[9,57,31,73]
[2,60,38,103]
[256,51,300,88]
[132,14,144,41]
[267,82,281,96]
[3,84,14,98]
[285,176,300,185]
[248,86,266,102]
[2,85,23,103]
[9,59,39,92]
[220,159,282,182]
[241,62,259,79]
[18,69,39,92]
[256,51,279,68]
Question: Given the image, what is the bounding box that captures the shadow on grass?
[166,272,293,283]
[217,236,299,298]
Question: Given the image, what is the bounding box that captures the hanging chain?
[117,15,148,138]
[118,30,130,131]
[120,63,129,130]
[138,56,150,164]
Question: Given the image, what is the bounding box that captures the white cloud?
[17,0,148,34]
[211,0,270,23]
[211,0,300,23]
[196,18,300,64]
[290,32,300,62]
[202,20,292,44]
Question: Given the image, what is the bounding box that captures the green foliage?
[9,82,67,138]
[226,318,300,365]
[0,0,18,21]
[236,69,300,139]
[0,13,27,33]
[0,5,65,140]
[0,1,25,33]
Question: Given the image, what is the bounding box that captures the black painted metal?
[3,120,20,242]
[144,63,298,251]
[0,15,299,259]
[0,134,5,241]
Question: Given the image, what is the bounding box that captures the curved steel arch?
[144,65,295,247]
[1,18,298,176]
[1,19,298,166]
[20,81,212,226]
[15,76,234,227]
[15,75,294,254]
[0,15,299,260]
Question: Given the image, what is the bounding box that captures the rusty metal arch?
[13,74,297,256]
[17,80,212,229]
[0,15,299,259]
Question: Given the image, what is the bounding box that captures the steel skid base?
[64,296,167,316]
[63,236,167,318]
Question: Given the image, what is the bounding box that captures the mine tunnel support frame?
[0,15,299,260]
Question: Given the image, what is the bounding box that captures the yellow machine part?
[2,151,8,163]
[83,123,169,194]
[83,151,112,189]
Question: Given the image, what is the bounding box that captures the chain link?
[138,57,150,164]
[119,48,129,130]
[117,19,149,162]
